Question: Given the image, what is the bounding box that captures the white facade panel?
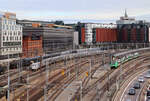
[149,28,150,42]
[73,31,79,46]
[0,13,22,58]
[84,23,117,44]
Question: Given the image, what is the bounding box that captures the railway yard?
[0,48,150,101]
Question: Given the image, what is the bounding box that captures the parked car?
[133,82,140,89]
[147,86,150,99]
[138,77,144,83]
[126,99,131,101]
[145,74,150,78]
[128,88,136,95]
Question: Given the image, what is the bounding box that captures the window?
[14,21,16,25]
[8,20,10,25]
[3,25,5,30]
[5,19,7,24]
[3,36,5,41]
[3,20,5,24]
[18,32,21,35]
[10,37,12,41]
[7,25,8,30]
[2,25,3,29]
[3,32,6,35]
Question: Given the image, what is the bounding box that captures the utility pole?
[90,58,92,81]
[68,55,72,78]
[44,60,49,101]
[75,58,78,80]
[120,61,123,82]
[96,84,101,101]
[64,56,67,66]
[7,54,10,101]
[26,50,32,101]
[18,53,23,83]
[116,77,120,91]
[68,93,72,101]
[107,70,110,101]
[27,60,29,101]
[79,81,83,101]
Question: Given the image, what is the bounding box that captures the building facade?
[92,28,117,43]
[23,26,74,54]
[77,23,117,45]
[0,12,22,61]
[116,10,150,43]
[116,10,145,25]
[22,32,42,58]
[117,24,150,43]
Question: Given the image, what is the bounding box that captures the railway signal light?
[17,99,20,101]
[85,72,89,77]
[75,98,78,101]
[61,69,65,75]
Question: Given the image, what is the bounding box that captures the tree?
[54,20,64,25]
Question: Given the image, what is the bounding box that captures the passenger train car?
[29,48,101,70]
[110,51,139,69]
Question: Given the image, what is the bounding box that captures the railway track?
[0,54,90,99]
[19,56,102,101]
[36,50,128,101]
[43,50,127,101]
[137,80,148,101]
[91,54,150,101]
[71,52,150,101]
[0,49,128,100]
[112,62,150,101]
[0,69,18,84]
[10,54,102,101]
[41,50,122,101]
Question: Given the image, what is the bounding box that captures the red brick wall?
[22,35,43,58]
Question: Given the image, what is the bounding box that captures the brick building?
[22,32,42,58]
[23,26,74,54]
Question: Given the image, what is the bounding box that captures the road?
[120,70,150,101]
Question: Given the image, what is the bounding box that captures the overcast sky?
[1,0,150,23]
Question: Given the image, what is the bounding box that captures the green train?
[110,52,139,69]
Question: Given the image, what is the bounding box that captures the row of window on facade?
[2,24,22,31]
[3,36,22,41]
[2,19,16,25]
[3,42,21,46]
[1,47,22,52]
[3,31,21,36]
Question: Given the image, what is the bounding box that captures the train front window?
[147,91,150,96]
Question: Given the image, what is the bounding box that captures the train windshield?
[147,90,150,96]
